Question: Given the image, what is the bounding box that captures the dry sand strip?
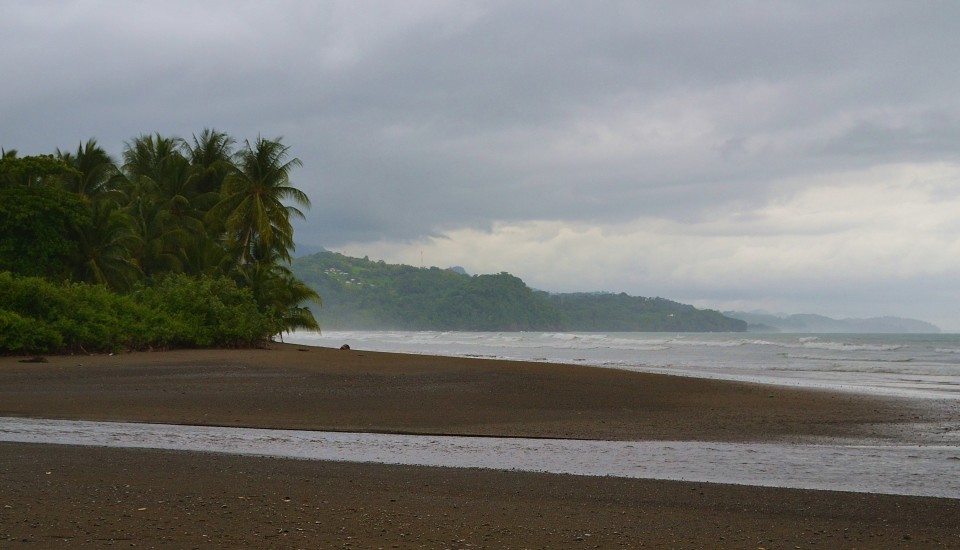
[2,442,959,549]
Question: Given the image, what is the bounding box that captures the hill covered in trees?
[724,311,940,333]
[292,252,746,332]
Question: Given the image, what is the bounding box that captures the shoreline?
[6,417,960,499]
[2,343,959,547]
[0,342,946,442]
[290,330,960,401]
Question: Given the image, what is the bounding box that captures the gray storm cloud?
[3,1,959,328]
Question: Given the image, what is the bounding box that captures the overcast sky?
[4,1,960,330]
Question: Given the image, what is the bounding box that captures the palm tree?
[208,136,310,266]
[186,128,235,197]
[71,200,142,290]
[122,134,185,185]
[125,188,183,277]
[267,268,322,336]
[121,134,209,277]
[177,232,233,278]
[57,139,122,202]
[234,247,321,337]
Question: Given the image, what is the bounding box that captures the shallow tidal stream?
[2,417,958,499]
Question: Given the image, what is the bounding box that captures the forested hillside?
[724,311,941,333]
[292,252,746,332]
[293,253,562,330]
[552,292,746,332]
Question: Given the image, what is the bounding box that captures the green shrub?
[0,271,275,354]
[0,308,63,352]
[133,274,274,348]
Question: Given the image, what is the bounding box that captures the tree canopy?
[0,130,319,353]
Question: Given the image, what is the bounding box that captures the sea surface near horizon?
[287,331,960,400]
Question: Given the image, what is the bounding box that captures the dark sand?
[1,343,958,548]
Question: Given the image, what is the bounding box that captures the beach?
[1,343,958,547]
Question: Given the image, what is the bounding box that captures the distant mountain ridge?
[724,311,940,334]
[291,251,746,332]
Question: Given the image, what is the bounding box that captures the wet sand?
[1,343,958,547]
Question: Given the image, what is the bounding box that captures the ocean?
[286,331,960,400]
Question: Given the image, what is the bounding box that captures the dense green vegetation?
[0,131,319,353]
[0,272,273,353]
[292,252,746,332]
[294,253,562,330]
[551,292,744,332]
[723,311,941,333]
